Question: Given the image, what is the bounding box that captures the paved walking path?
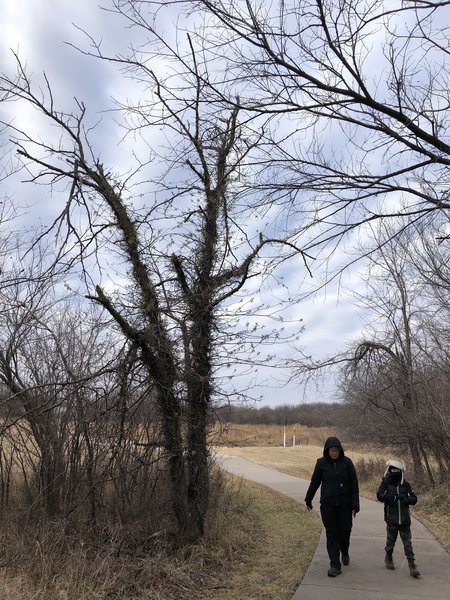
[217,454,450,599]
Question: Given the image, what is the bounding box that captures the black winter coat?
[304,436,360,512]
[376,475,417,525]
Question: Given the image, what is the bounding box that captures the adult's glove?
[305,501,313,511]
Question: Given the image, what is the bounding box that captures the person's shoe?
[408,562,421,578]
[327,566,342,577]
[342,554,350,566]
[385,552,395,570]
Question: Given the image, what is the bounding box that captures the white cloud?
[0,1,375,408]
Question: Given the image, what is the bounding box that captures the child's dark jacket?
[376,474,417,525]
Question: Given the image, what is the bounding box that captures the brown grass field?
[210,422,336,448]
[216,444,387,479]
[0,423,447,598]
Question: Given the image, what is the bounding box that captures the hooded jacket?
[376,464,417,525]
[304,436,360,512]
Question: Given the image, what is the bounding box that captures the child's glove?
[305,501,313,511]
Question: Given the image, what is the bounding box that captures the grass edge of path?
[204,475,322,600]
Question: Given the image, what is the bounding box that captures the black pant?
[385,523,415,561]
[320,503,353,568]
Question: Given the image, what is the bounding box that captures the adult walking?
[304,436,360,577]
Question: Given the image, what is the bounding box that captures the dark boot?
[408,562,420,578]
[342,553,350,566]
[327,566,342,577]
[385,551,395,570]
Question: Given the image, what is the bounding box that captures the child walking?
[376,459,420,578]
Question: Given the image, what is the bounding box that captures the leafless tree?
[0,253,170,530]
[0,27,309,540]
[181,0,450,261]
[4,0,450,539]
[341,222,450,481]
[0,263,121,515]
[175,0,450,477]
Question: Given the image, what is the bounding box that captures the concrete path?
[216,454,450,599]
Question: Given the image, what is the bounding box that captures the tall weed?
[0,467,257,599]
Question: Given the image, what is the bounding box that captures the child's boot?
[384,551,395,570]
[408,561,420,578]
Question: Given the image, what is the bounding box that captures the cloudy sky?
[1,1,371,408]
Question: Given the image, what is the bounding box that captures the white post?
[283,425,286,448]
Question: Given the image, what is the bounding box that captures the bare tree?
[173,0,450,475]
[0,244,170,527]
[0,28,309,540]
[182,0,450,258]
[340,222,450,481]
[399,224,450,480]
[0,256,126,515]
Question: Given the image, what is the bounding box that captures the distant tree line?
[216,402,351,428]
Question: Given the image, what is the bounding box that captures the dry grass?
[216,443,390,480]
[202,478,321,600]
[210,423,336,448]
[410,485,450,554]
[0,470,321,600]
